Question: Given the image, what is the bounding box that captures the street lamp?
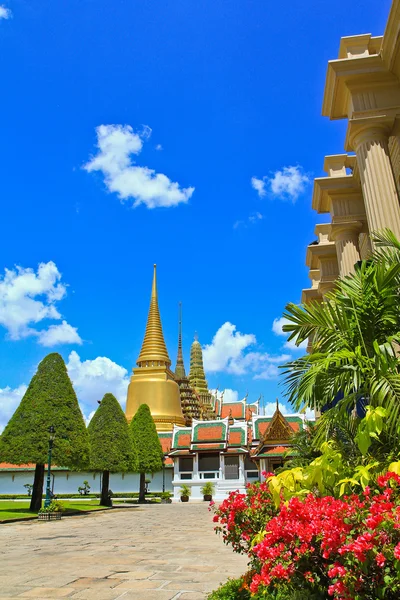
[162,455,166,493]
[44,426,55,509]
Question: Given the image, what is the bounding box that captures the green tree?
[88,393,136,506]
[130,404,163,503]
[0,353,89,511]
[281,230,400,449]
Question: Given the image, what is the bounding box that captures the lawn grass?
[0,500,109,522]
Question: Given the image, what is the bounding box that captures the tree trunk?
[138,472,146,503]
[30,464,45,512]
[100,470,112,507]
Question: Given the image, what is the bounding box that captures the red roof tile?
[221,403,244,419]
[228,431,244,446]
[196,424,224,441]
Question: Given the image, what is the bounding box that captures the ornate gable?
[263,409,294,442]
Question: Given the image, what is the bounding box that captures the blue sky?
[0,0,392,427]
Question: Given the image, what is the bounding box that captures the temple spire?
[136,264,171,367]
[188,334,209,394]
[175,302,186,379]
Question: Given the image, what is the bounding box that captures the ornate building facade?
[303,1,400,316]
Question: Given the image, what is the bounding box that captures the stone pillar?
[353,127,400,241]
[173,458,179,480]
[239,454,245,481]
[192,453,199,481]
[219,453,224,481]
[330,223,362,277]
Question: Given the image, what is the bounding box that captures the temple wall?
[0,469,173,495]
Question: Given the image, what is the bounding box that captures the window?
[179,457,193,472]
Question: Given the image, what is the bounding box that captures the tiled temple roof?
[158,432,173,454]
[252,414,304,441]
[220,401,245,420]
[192,419,228,443]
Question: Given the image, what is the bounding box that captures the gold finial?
[276,397,279,412]
[137,265,171,367]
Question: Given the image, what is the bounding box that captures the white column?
[239,455,245,481]
[173,458,179,481]
[192,453,199,481]
[219,453,224,481]
[354,127,400,241]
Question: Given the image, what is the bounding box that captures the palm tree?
[281,231,400,439]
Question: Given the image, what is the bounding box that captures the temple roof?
[220,401,246,420]
[137,265,171,367]
[252,413,304,441]
[188,335,209,393]
[191,419,228,443]
[158,432,173,454]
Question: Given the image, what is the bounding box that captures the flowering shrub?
[212,477,277,554]
[213,472,400,599]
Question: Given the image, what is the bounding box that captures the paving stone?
[67,578,121,588]
[19,589,76,598]
[115,592,179,600]
[108,570,156,580]
[0,505,247,599]
[113,579,167,590]
[68,590,123,600]
[163,581,215,592]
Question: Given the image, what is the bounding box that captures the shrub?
[39,500,65,514]
[201,481,215,497]
[206,578,250,600]
[213,473,400,599]
[180,484,191,497]
[212,479,277,554]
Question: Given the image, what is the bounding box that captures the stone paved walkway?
[0,504,248,600]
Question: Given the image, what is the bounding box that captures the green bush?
[207,579,327,600]
[206,578,250,600]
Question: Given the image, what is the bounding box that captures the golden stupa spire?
[136,264,171,367]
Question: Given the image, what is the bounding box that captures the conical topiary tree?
[88,393,136,506]
[130,404,163,503]
[0,353,89,511]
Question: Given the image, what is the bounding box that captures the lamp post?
[44,426,55,509]
[162,455,166,493]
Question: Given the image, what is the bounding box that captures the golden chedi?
[125,265,185,431]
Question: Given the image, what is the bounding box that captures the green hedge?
[0,492,163,500]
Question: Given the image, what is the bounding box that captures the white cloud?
[269,166,309,201]
[203,322,290,380]
[262,401,289,415]
[38,321,82,347]
[210,389,239,403]
[155,144,163,151]
[251,166,309,202]
[251,177,266,197]
[0,5,11,19]
[234,212,263,230]
[272,317,307,351]
[0,261,82,346]
[66,351,129,419]
[0,385,27,433]
[84,124,194,209]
